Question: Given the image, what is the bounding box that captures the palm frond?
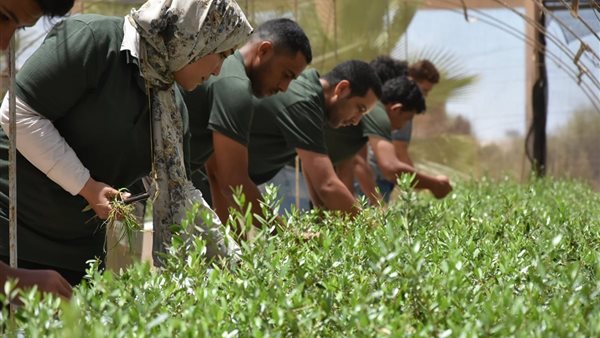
[299,0,419,72]
[393,41,478,107]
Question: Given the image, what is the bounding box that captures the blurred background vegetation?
[1,0,598,191]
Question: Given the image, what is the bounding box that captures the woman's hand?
[1,262,72,301]
[78,177,129,219]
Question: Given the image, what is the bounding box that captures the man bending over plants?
[326,76,452,204]
[204,60,381,237]
[183,18,312,233]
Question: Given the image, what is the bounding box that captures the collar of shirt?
[121,17,140,61]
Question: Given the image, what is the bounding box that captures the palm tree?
[243,0,417,73]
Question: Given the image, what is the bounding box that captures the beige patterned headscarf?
[127,0,252,262]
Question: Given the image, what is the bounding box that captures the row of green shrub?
[2,176,600,337]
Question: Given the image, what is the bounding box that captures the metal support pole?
[385,0,390,51]
[244,0,249,19]
[8,36,17,269]
[404,1,409,59]
[333,0,338,62]
[295,156,300,209]
[531,9,548,176]
[525,2,548,177]
[294,0,299,20]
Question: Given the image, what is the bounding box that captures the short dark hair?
[323,60,382,99]
[380,76,426,114]
[409,60,440,84]
[369,56,408,84]
[251,18,312,64]
[36,0,74,16]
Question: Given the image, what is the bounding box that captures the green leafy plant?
[83,188,142,251]
[5,177,600,336]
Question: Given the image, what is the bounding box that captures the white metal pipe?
[295,156,300,209]
[8,36,17,268]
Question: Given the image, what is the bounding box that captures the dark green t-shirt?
[325,102,390,164]
[392,119,412,142]
[324,124,366,165]
[247,69,327,184]
[0,15,188,272]
[184,51,254,172]
[362,102,392,141]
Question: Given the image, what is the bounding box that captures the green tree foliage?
[473,108,600,189]
[236,0,418,73]
[477,136,525,180]
[79,0,144,16]
[410,134,480,179]
[547,109,600,189]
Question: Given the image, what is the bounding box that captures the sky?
[400,7,599,141]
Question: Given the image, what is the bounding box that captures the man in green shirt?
[237,60,380,220]
[366,57,440,168]
[392,60,440,161]
[184,18,311,227]
[389,60,441,183]
[327,76,452,204]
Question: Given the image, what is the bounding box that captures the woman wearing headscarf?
[0,0,253,285]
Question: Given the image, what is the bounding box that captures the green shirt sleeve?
[16,19,103,120]
[325,124,366,165]
[279,100,327,154]
[362,105,392,141]
[207,77,254,145]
